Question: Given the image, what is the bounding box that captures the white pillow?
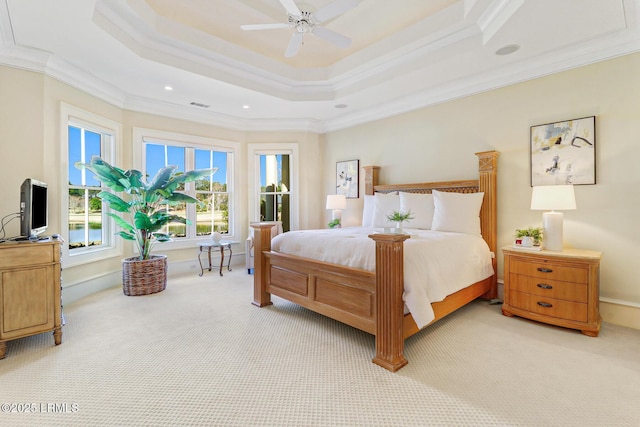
[372,192,400,228]
[431,190,484,235]
[399,192,435,229]
[362,195,375,227]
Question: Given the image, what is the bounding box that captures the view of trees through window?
[68,125,106,250]
[259,154,290,232]
[145,143,230,237]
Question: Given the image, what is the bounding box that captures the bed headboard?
[362,151,498,254]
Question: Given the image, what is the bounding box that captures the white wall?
[323,52,640,330]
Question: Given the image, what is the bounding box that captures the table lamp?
[530,185,576,251]
[326,194,347,227]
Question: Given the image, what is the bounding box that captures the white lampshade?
[326,194,347,225]
[326,194,347,210]
[530,185,576,211]
[530,185,576,251]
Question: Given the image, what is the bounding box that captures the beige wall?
[1,51,638,329]
[322,52,640,329]
[0,66,321,298]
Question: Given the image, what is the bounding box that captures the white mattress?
[270,227,494,328]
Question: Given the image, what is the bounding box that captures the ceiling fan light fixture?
[495,44,520,56]
[241,0,356,57]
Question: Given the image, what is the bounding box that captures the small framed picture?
[336,159,359,198]
[530,116,596,186]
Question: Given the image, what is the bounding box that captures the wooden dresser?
[0,240,62,359]
[502,246,602,337]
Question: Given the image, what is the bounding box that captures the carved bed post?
[369,233,411,372]
[251,223,275,307]
[363,165,380,196]
[475,150,499,299]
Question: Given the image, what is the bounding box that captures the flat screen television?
[20,178,48,238]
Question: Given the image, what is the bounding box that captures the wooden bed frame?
[251,151,498,371]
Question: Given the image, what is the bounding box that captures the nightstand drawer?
[510,291,588,323]
[509,273,588,303]
[509,259,588,284]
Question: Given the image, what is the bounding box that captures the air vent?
[190,102,210,108]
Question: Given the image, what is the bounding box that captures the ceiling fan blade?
[313,0,358,23]
[279,0,302,16]
[285,32,304,57]
[241,23,290,31]
[312,26,352,48]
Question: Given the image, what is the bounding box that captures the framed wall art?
[530,116,596,186]
[336,159,359,198]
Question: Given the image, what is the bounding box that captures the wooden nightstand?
[502,247,602,337]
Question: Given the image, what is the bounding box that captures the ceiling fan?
[240,0,358,57]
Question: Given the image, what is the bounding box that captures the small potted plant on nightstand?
[514,227,543,248]
[328,218,341,229]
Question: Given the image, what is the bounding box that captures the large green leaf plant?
[75,157,216,260]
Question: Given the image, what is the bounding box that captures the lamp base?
[542,211,563,251]
[331,210,342,228]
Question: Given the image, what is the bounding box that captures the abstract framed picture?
[336,159,359,198]
[530,116,596,186]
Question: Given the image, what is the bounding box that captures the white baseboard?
[62,270,121,306]
[600,297,640,330]
[62,252,248,306]
[63,266,639,331]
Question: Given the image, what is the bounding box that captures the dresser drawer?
[510,291,588,323]
[509,259,588,284]
[509,273,588,303]
[0,244,56,269]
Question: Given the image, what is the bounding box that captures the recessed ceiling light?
[164,85,173,91]
[495,44,520,56]
[334,104,348,109]
[242,105,250,109]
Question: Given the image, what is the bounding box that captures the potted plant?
[386,210,414,233]
[75,156,216,296]
[514,227,543,247]
[328,218,341,229]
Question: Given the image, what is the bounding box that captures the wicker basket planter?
[122,255,167,296]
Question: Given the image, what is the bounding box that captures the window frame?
[60,103,122,267]
[133,127,238,250]
[248,143,299,231]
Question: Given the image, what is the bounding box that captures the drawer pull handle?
[537,267,553,273]
[537,301,553,308]
[537,283,553,289]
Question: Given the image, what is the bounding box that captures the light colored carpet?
[1,269,639,426]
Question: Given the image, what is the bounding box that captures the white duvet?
[270,227,494,328]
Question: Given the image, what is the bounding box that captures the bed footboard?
[251,223,411,371]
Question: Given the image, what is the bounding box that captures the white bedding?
[270,227,494,328]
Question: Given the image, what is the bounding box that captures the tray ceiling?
[1,0,639,132]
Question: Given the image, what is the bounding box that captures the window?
[68,126,107,249]
[258,154,291,232]
[61,103,121,266]
[195,149,229,235]
[248,144,298,232]
[135,128,237,245]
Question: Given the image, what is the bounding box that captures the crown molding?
[123,95,325,133]
[323,29,640,132]
[2,0,640,135]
